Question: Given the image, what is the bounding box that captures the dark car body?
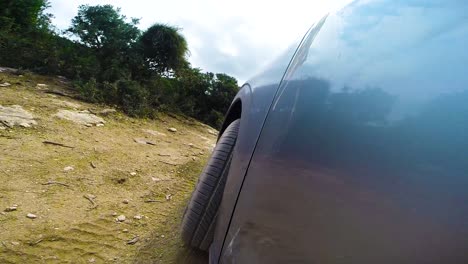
[209,1,468,263]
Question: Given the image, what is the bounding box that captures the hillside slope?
[0,70,215,263]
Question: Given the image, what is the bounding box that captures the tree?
[139,24,188,75]
[0,0,51,32]
[68,5,139,51]
[68,5,140,82]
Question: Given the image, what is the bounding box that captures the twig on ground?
[144,199,164,203]
[83,194,97,209]
[158,160,179,166]
[42,141,75,149]
[29,238,43,246]
[44,90,70,97]
[0,120,12,128]
[90,161,97,168]
[41,180,70,187]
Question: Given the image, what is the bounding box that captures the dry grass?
[0,72,215,263]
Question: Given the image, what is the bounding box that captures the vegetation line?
[0,0,239,128]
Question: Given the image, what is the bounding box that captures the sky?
[49,0,351,83]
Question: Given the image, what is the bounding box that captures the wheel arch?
[218,99,242,140]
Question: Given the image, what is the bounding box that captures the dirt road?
[0,71,214,263]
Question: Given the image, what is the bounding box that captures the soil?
[0,71,215,263]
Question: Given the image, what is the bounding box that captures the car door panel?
[220,1,468,263]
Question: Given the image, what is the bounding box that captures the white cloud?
[49,0,351,83]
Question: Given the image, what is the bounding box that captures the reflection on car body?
[183,1,468,263]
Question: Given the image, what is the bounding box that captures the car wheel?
[181,119,240,251]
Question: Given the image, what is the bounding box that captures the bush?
[116,80,149,116]
[77,78,101,102]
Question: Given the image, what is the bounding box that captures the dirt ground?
[0,71,215,263]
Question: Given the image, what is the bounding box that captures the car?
[181,0,468,263]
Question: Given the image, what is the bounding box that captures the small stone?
[11,241,20,246]
[133,215,142,220]
[161,235,165,238]
[63,166,74,172]
[111,212,118,216]
[36,83,48,87]
[0,82,11,87]
[122,229,129,233]
[127,236,139,245]
[26,213,37,219]
[116,215,126,222]
[122,199,129,204]
[96,123,104,127]
[19,122,31,128]
[5,205,18,212]
[89,258,96,263]
[151,177,161,182]
[85,123,93,127]
[165,194,172,201]
[199,151,204,155]
[192,157,197,161]
[130,172,137,176]
[188,143,194,147]
[168,127,177,133]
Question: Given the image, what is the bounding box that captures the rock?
[165,194,172,201]
[127,236,139,245]
[207,128,218,135]
[63,166,74,172]
[161,235,165,238]
[116,215,126,222]
[151,177,161,182]
[133,138,156,146]
[168,127,177,133]
[142,129,166,137]
[0,82,11,87]
[95,108,117,116]
[19,122,31,128]
[26,213,37,219]
[36,83,48,87]
[4,205,18,212]
[192,157,197,161]
[188,143,194,147]
[122,229,129,233]
[89,258,96,263]
[111,212,118,216]
[122,199,129,204]
[54,109,105,126]
[52,100,82,109]
[11,241,20,246]
[133,215,142,220]
[96,123,104,127]
[129,172,137,176]
[0,105,37,128]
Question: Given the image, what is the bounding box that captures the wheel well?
[219,100,242,138]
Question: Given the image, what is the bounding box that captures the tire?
[181,119,240,251]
